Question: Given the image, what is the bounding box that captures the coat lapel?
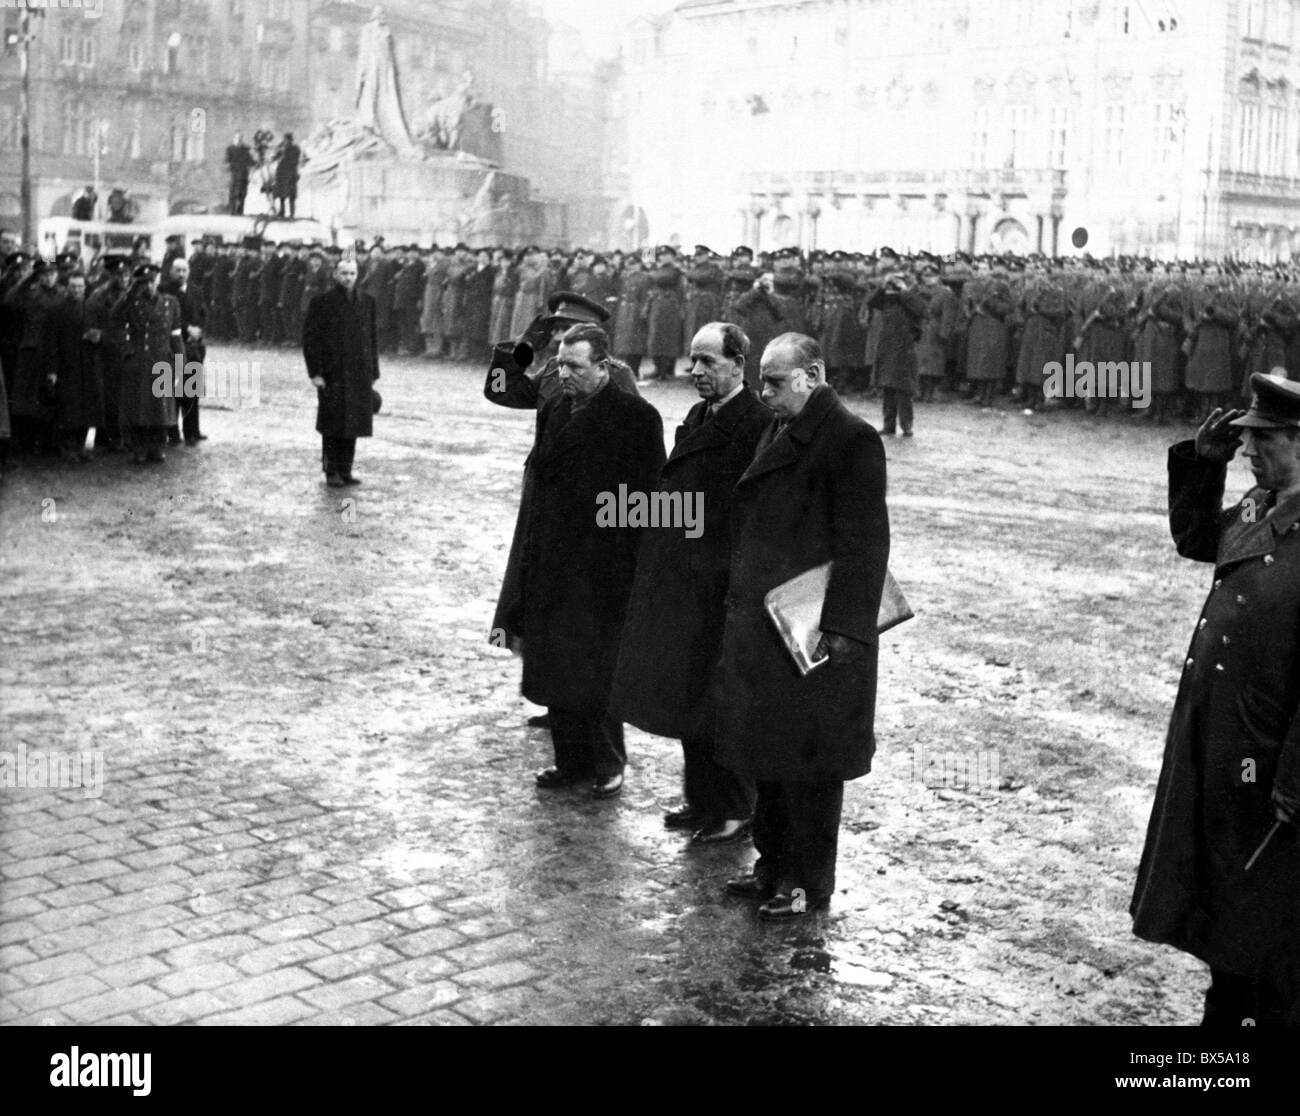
[535,382,617,471]
[668,392,756,467]
[736,386,837,486]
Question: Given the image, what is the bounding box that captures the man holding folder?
[715,332,890,919]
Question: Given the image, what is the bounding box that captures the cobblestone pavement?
[1,343,1210,1025]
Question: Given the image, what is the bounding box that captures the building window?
[275,58,289,91]
[1007,104,1032,168]
[1265,104,1286,175]
[972,106,991,169]
[1153,102,1180,166]
[1244,0,1264,38]
[329,25,343,52]
[127,41,144,73]
[62,100,89,156]
[268,0,288,19]
[259,56,273,88]
[1114,3,1130,34]
[59,34,75,65]
[1104,103,1125,167]
[1238,101,1260,171]
[1048,105,1069,168]
[78,36,95,67]
[0,105,15,151]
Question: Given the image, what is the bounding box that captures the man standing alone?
[303,257,379,488]
[1132,378,1300,1025]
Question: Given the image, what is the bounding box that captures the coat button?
[1264,554,1275,565]
[1185,657,1194,669]
[1222,635,1230,646]
[1198,619,1207,629]
[1213,579,1222,590]
[1236,594,1247,604]
[1215,663,1225,672]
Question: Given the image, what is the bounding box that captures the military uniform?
[1133,386,1300,1024]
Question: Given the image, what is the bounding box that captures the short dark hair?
[560,322,610,363]
[768,332,822,370]
[717,321,750,363]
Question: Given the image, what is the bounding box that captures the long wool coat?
[303,284,380,439]
[964,282,1014,383]
[1133,285,1186,396]
[1131,443,1300,990]
[1185,296,1240,394]
[867,287,925,393]
[484,344,641,649]
[115,287,182,429]
[714,386,889,782]
[612,270,650,356]
[645,265,685,358]
[44,296,104,430]
[609,388,771,739]
[514,382,665,714]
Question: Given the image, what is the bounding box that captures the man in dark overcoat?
[86,253,130,451]
[644,246,685,380]
[1131,378,1300,1026]
[612,255,649,377]
[303,257,380,487]
[610,321,769,841]
[867,271,925,436]
[5,257,64,454]
[161,257,208,445]
[113,263,182,464]
[504,323,665,799]
[483,290,639,715]
[43,271,102,460]
[715,332,889,919]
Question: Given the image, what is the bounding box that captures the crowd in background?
[6,224,1300,482]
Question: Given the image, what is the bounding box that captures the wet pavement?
[1,343,1209,1025]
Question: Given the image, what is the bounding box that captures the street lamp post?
[18,6,33,248]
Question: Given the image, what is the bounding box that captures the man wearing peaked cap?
[1132,384,1300,1025]
[113,257,182,463]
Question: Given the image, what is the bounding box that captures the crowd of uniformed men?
[5,224,1300,481]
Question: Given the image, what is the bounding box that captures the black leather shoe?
[757,892,830,920]
[535,766,589,789]
[326,473,346,488]
[592,773,624,799]
[691,818,752,846]
[663,805,701,830]
[526,713,551,729]
[342,474,362,485]
[724,873,773,900]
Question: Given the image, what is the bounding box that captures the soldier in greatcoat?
[1132,378,1300,1026]
[113,263,182,464]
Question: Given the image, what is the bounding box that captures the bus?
[37,218,153,268]
[151,214,335,257]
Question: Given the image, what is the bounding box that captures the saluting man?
[1132,374,1300,1026]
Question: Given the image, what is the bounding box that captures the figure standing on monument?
[225,133,255,216]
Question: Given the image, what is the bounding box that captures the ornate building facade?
[1,0,312,226]
[620,0,1300,260]
[1,0,621,243]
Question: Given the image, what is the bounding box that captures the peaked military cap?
[1231,373,1300,430]
[544,291,610,326]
